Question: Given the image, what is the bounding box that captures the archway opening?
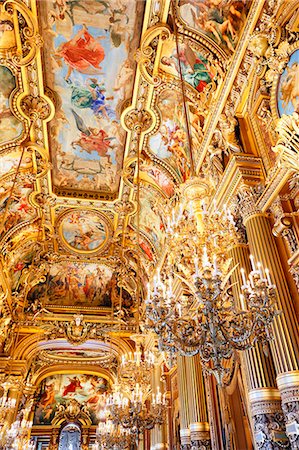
[58,422,81,450]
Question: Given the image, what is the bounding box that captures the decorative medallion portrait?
[58,210,111,254]
[34,374,110,425]
[0,66,23,145]
[277,49,299,117]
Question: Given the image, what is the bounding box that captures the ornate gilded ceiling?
[0,0,298,342]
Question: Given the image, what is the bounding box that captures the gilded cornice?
[212,154,265,209]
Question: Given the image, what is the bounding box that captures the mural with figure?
[0,66,23,145]
[59,210,109,253]
[0,176,35,236]
[34,374,110,425]
[39,0,144,195]
[160,41,216,93]
[134,189,165,253]
[149,89,191,182]
[27,261,134,309]
[178,0,250,53]
[27,262,114,307]
[277,49,299,117]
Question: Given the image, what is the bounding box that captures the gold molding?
[249,388,281,403]
[213,154,265,209]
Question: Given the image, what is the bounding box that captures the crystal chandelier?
[1,415,35,450]
[118,334,155,389]
[146,197,279,385]
[0,383,17,426]
[92,419,131,450]
[106,381,166,441]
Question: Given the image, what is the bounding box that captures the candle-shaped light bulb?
[177,303,182,317]
[156,386,162,404]
[265,268,272,285]
[213,254,217,275]
[240,294,246,310]
[257,261,263,279]
[249,254,256,272]
[241,268,246,286]
[202,246,210,268]
[157,268,161,285]
[194,256,199,277]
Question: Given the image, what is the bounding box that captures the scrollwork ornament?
[280,386,299,448]
[20,95,51,121]
[124,109,153,133]
[190,440,211,450]
[0,0,43,66]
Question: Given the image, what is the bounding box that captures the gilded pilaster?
[184,356,211,450]
[150,363,167,450]
[229,239,281,449]
[237,186,299,448]
[238,187,299,374]
[177,356,191,449]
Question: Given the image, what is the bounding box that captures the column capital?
[236,185,265,224]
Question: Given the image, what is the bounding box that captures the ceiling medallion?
[57,209,112,255]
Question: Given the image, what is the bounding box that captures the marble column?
[229,226,290,449]
[177,356,191,449]
[238,187,299,448]
[150,364,167,450]
[185,356,211,450]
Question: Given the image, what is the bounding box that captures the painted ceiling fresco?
[0,0,262,317]
[177,0,251,53]
[34,374,110,425]
[28,261,114,308]
[0,66,23,145]
[277,49,299,117]
[39,0,144,197]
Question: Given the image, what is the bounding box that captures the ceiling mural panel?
[38,0,145,197]
[159,40,217,93]
[0,148,33,176]
[27,261,115,308]
[0,65,23,146]
[33,373,110,425]
[0,174,36,237]
[133,187,165,254]
[177,0,251,53]
[277,48,299,117]
[147,88,191,182]
[140,161,175,198]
